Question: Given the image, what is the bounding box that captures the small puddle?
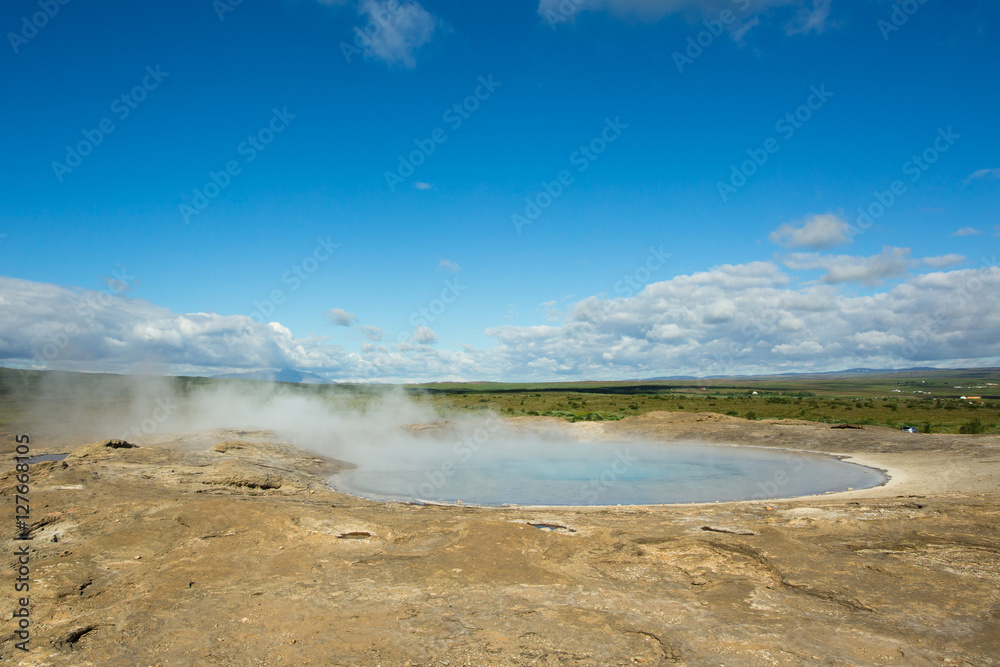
[24,453,69,464]
[528,523,576,533]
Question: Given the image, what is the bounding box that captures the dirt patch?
[2,417,998,666]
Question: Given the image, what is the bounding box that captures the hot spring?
[329,439,887,506]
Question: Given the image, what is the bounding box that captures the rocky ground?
[2,412,999,666]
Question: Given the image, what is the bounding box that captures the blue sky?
[1,0,998,381]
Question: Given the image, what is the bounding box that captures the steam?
[10,371,532,472]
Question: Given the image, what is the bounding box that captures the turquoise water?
[330,440,886,506]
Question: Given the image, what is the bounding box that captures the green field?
[1,366,997,435]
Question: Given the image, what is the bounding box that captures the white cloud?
[784,0,832,35]
[483,262,1000,378]
[771,340,825,356]
[952,227,982,237]
[853,330,907,350]
[438,259,460,272]
[356,0,439,68]
[410,326,438,344]
[414,182,434,190]
[967,167,1000,181]
[538,0,735,23]
[769,213,852,250]
[921,254,965,269]
[782,248,964,284]
[359,324,384,341]
[0,277,350,374]
[4,261,1000,382]
[326,308,358,327]
[730,15,760,45]
[783,247,912,286]
[537,0,832,34]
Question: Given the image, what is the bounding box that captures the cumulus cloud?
[0,276,350,375]
[438,259,460,272]
[769,213,852,250]
[485,261,1000,378]
[921,254,966,269]
[326,308,358,327]
[4,260,1000,382]
[355,0,439,68]
[782,248,965,285]
[359,324,384,341]
[782,247,912,286]
[410,326,438,344]
[952,227,982,237]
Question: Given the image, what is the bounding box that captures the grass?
[414,388,998,434]
[1,366,997,435]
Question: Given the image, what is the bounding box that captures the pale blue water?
[25,453,69,464]
[330,440,886,506]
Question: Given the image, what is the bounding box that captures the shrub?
[745,411,758,421]
[959,418,984,434]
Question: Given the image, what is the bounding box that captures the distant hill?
[640,367,942,381]
[212,368,329,384]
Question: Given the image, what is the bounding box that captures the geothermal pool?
[329,440,886,506]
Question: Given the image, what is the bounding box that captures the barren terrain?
[3,411,999,666]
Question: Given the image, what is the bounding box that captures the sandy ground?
[2,411,999,666]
